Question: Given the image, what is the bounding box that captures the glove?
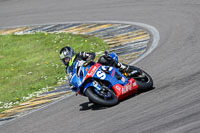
[79,51,95,61]
[79,51,88,60]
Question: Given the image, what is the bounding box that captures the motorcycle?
[69,52,153,106]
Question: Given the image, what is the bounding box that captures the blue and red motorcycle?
[69,52,153,106]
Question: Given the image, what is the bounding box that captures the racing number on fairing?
[97,70,106,80]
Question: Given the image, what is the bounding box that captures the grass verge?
[0,32,107,112]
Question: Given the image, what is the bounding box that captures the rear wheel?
[85,83,118,106]
[128,67,153,92]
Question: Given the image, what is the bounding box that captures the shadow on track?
[79,102,109,111]
[79,87,155,111]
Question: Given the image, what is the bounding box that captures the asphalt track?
[0,0,200,133]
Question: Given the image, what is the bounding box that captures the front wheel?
[85,86,118,107]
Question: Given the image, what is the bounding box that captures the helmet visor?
[62,57,70,65]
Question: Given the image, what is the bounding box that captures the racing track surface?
[1,0,200,133]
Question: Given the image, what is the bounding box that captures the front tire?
[85,87,118,106]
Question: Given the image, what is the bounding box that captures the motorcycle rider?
[59,46,138,78]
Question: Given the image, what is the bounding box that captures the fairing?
[69,60,138,101]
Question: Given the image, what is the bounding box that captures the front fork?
[83,80,102,95]
[83,80,113,99]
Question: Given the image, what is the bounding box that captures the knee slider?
[98,56,108,65]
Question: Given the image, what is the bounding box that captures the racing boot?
[117,63,130,75]
[118,63,141,77]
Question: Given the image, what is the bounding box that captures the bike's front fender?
[83,80,102,95]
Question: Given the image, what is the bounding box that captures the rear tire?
[129,67,153,92]
[85,87,118,106]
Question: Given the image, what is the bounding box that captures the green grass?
[0,32,107,112]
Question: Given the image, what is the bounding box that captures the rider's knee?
[98,56,108,65]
